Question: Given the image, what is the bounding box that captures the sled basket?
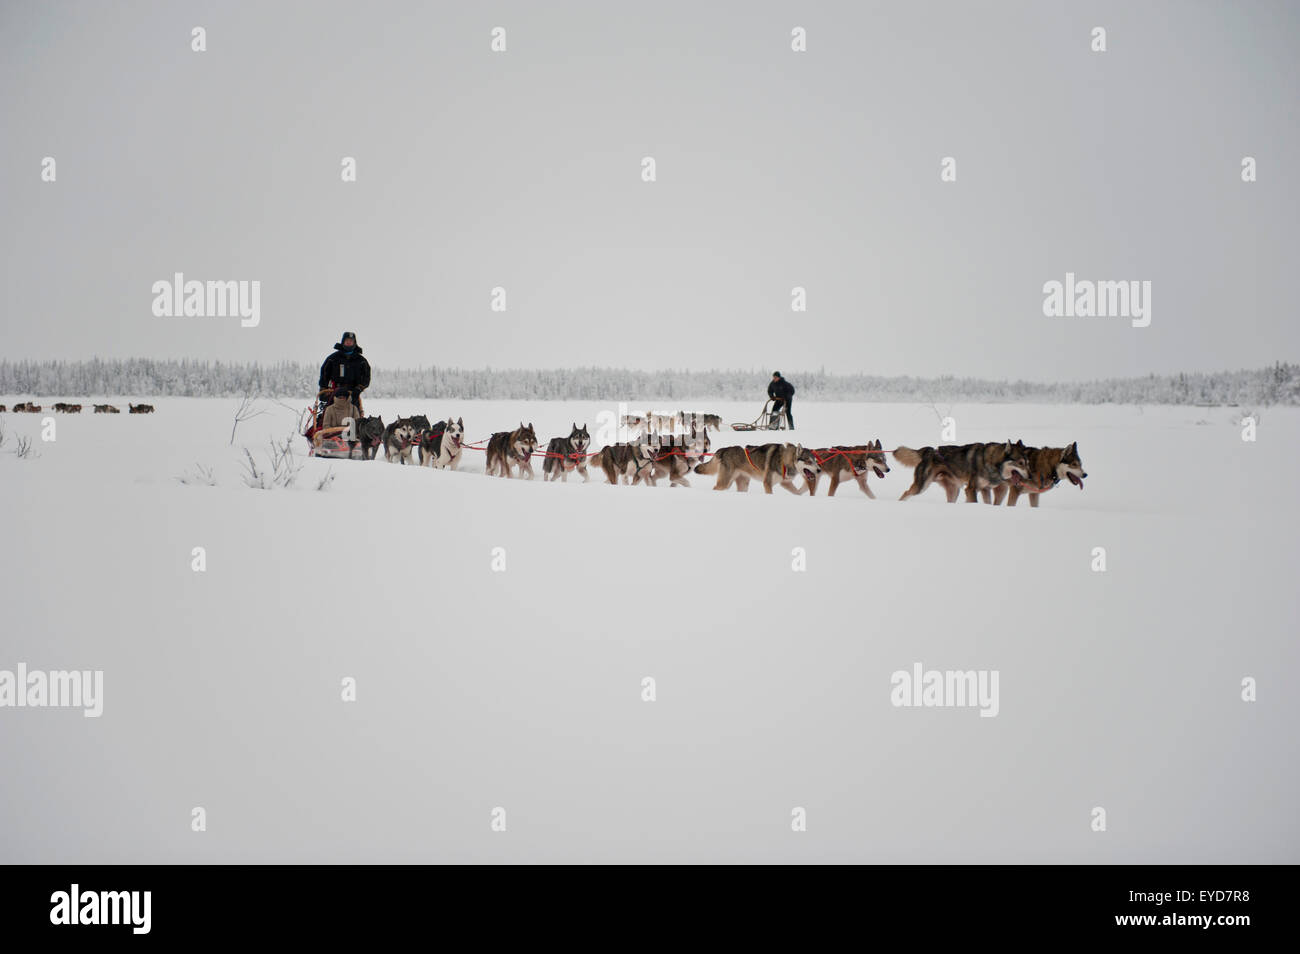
[732,399,788,432]
[301,402,373,460]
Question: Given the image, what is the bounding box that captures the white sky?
[2,0,1297,380]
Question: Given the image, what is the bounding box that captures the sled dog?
[694,442,818,494]
[347,416,385,461]
[589,438,659,485]
[997,442,1087,507]
[649,425,711,488]
[421,417,465,469]
[485,423,539,478]
[543,423,591,482]
[382,418,418,464]
[894,441,1030,503]
[808,441,890,497]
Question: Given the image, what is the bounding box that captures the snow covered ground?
[1,396,1297,862]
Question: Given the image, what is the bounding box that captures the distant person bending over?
[319,331,371,416]
[768,371,795,429]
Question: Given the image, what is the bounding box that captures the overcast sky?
[2,0,1297,380]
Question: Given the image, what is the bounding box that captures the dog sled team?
[304,331,1087,506]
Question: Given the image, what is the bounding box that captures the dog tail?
[892,446,922,467]
[694,457,719,474]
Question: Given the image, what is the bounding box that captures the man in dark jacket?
[319,332,371,415]
[767,371,795,429]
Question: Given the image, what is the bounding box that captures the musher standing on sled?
[319,331,371,418]
[768,371,794,429]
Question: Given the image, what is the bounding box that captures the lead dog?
[996,442,1087,507]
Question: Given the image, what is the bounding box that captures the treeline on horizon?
[1,359,1297,406]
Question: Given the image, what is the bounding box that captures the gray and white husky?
[543,423,591,482]
[382,418,418,465]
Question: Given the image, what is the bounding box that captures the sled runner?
[731,399,789,432]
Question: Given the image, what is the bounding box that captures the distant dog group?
[2,402,152,414]
[619,411,723,436]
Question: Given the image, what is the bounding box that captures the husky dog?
[16,403,42,413]
[419,417,465,469]
[485,422,539,478]
[93,404,120,413]
[439,417,467,470]
[997,442,1087,507]
[543,423,591,482]
[894,441,1029,503]
[415,419,443,467]
[809,441,890,497]
[694,442,816,494]
[53,402,70,412]
[346,416,385,461]
[962,440,1030,503]
[589,437,659,485]
[129,403,155,414]
[648,425,711,488]
[321,392,360,430]
[702,413,722,432]
[66,404,82,413]
[0,405,5,413]
[382,418,418,464]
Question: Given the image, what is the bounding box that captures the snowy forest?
[2,359,1298,406]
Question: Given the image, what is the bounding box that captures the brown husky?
[485,423,539,478]
[589,438,659,485]
[647,425,711,488]
[808,441,890,497]
[894,441,1030,503]
[995,442,1087,507]
[694,442,819,494]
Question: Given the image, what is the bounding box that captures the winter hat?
[341,331,357,343]
[772,371,782,377]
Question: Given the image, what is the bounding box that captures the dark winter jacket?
[768,377,795,402]
[319,344,371,393]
